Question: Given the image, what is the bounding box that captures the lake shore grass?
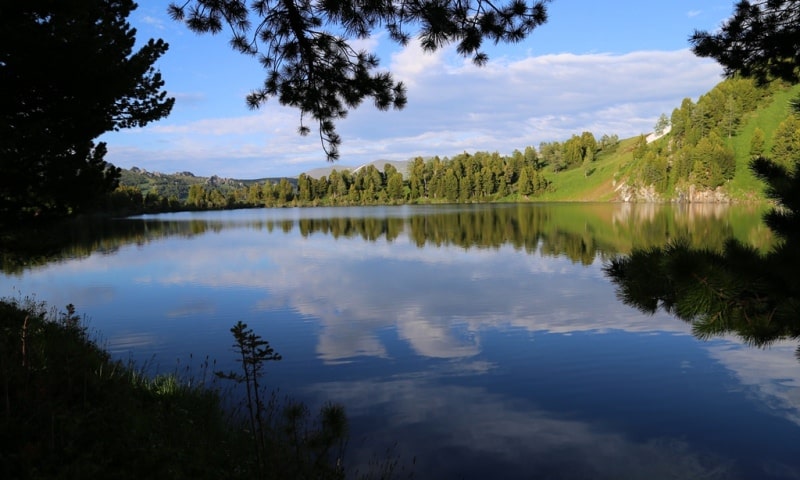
[1,296,254,479]
[0,297,399,480]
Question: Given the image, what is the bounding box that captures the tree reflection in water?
[605,157,800,360]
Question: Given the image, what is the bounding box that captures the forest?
[105,76,800,215]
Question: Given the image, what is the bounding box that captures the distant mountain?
[118,158,416,202]
[302,158,413,179]
[118,166,295,202]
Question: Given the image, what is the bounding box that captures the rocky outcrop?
[615,181,732,203]
[614,182,662,203]
[674,185,731,203]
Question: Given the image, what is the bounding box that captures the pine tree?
[771,115,800,172]
[1,0,174,221]
[750,127,766,158]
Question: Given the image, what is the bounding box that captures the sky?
[99,1,735,178]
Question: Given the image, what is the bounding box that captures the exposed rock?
[645,124,672,143]
[614,182,662,203]
[206,175,222,186]
[615,181,732,203]
[678,185,731,203]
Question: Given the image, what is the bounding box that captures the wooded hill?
[554,78,800,203]
[115,78,800,209]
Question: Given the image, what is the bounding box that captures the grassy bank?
[0,298,399,479]
[1,297,249,479]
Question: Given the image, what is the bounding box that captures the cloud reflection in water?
[313,376,736,480]
[2,206,798,478]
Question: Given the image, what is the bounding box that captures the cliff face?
[676,185,732,203]
[614,182,662,203]
[615,182,732,203]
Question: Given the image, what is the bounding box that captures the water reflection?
[317,377,737,479]
[2,203,798,478]
[606,192,800,363]
[1,203,772,274]
[605,158,800,363]
[606,238,800,355]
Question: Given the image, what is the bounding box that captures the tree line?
[628,77,781,194]
[107,131,626,214]
[108,149,554,212]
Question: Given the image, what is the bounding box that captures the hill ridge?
[119,80,800,204]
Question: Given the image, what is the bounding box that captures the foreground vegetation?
[1,298,234,479]
[0,298,404,479]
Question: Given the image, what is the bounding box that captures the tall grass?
[0,296,241,479]
[0,298,412,479]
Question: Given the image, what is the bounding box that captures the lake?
[2,203,799,479]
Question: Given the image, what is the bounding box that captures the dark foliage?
[168,0,549,160]
[690,0,800,84]
[215,321,350,479]
[0,299,407,479]
[0,0,174,222]
[0,298,237,479]
[752,155,800,242]
[605,155,800,357]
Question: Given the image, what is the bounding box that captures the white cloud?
[171,91,207,106]
[336,48,722,161]
[390,42,450,88]
[349,34,381,56]
[149,110,293,136]
[104,47,723,177]
[139,14,165,29]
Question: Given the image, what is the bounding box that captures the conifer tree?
[771,115,800,172]
[691,0,800,84]
[750,127,766,158]
[1,0,174,221]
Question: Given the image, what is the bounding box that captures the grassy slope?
[725,83,800,199]
[535,83,800,203]
[536,136,640,202]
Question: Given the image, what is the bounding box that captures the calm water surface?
[2,203,798,479]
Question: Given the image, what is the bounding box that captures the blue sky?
[100,1,734,178]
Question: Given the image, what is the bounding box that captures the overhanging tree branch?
[690,0,800,84]
[169,0,549,160]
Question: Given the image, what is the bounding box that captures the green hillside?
[116,79,799,208]
[537,80,800,202]
[725,84,799,198]
[536,135,640,202]
[288,78,798,204]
